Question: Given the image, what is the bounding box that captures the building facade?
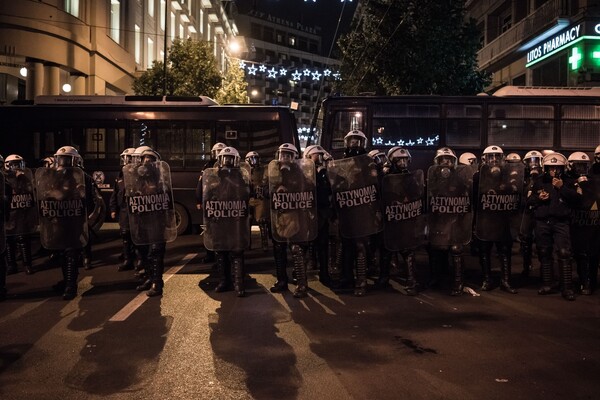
[467,0,600,90]
[0,0,239,103]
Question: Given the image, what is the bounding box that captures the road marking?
[0,299,50,324]
[109,253,197,322]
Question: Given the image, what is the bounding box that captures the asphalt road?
[1,229,599,400]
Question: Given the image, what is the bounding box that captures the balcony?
[477,0,570,69]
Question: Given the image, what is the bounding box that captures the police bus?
[0,95,300,234]
[314,86,600,169]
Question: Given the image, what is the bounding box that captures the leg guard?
[354,240,367,297]
[83,233,92,270]
[575,253,591,295]
[259,220,270,252]
[118,230,135,271]
[291,244,308,298]
[520,239,533,278]
[232,253,245,297]
[17,236,34,275]
[558,251,575,301]
[537,247,555,295]
[63,250,79,300]
[498,243,517,294]
[479,241,493,291]
[403,251,418,296]
[214,252,233,293]
[270,243,289,293]
[146,243,165,297]
[450,246,464,296]
[6,238,18,274]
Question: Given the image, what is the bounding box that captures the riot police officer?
[474,146,520,294]
[304,144,333,287]
[201,147,249,297]
[245,150,270,251]
[527,153,581,301]
[459,152,478,167]
[379,147,423,295]
[196,142,226,264]
[591,145,600,176]
[0,163,10,301]
[4,154,36,275]
[519,150,543,279]
[110,148,137,272]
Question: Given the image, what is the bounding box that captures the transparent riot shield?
[5,168,38,236]
[327,154,383,238]
[268,158,318,243]
[475,163,524,242]
[570,176,600,248]
[35,167,88,250]
[123,161,177,246]
[0,173,5,253]
[250,164,270,222]
[427,165,473,247]
[382,170,426,251]
[202,167,250,251]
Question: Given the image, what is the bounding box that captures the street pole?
[163,2,168,96]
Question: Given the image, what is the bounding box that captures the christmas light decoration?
[236,58,341,82]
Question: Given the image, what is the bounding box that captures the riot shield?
[475,163,524,242]
[382,170,426,251]
[249,165,270,222]
[427,165,473,247]
[570,176,600,249]
[202,167,250,251]
[35,167,88,250]
[268,159,318,243]
[123,161,177,246]
[5,168,38,236]
[327,154,383,238]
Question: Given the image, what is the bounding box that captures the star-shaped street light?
[247,65,257,75]
[312,71,322,81]
[259,64,267,72]
[279,68,288,76]
[292,70,302,81]
[323,69,332,76]
[267,68,277,78]
[303,69,311,76]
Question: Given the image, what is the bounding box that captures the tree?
[336,0,491,96]
[214,60,249,104]
[132,38,222,97]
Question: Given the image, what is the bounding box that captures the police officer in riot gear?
[4,154,36,275]
[130,147,171,297]
[520,150,543,279]
[591,145,600,175]
[304,144,333,287]
[196,142,227,264]
[110,148,137,272]
[344,130,368,158]
[427,147,471,296]
[565,151,597,295]
[245,150,270,251]
[459,152,478,167]
[379,147,420,295]
[474,146,518,294]
[204,147,248,297]
[0,167,10,301]
[527,152,581,301]
[42,156,55,168]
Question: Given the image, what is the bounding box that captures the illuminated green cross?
[593,50,600,60]
[569,47,583,70]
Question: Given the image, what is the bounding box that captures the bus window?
[488,104,554,148]
[216,120,282,159]
[331,108,366,150]
[561,105,600,149]
[84,127,125,161]
[372,104,440,147]
[445,104,482,148]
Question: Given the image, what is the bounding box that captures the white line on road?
[109,253,197,322]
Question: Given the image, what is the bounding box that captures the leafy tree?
[336,0,491,95]
[215,60,249,104]
[132,38,222,97]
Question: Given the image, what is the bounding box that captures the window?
[289,36,296,46]
[499,10,512,33]
[180,24,184,39]
[276,31,284,44]
[199,8,204,35]
[160,0,166,30]
[331,109,366,149]
[488,104,554,148]
[372,104,441,148]
[170,12,176,40]
[135,25,141,64]
[446,104,482,147]
[561,105,600,148]
[109,0,121,43]
[251,23,261,38]
[147,37,154,68]
[148,0,154,18]
[263,27,274,43]
[64,0,80,18]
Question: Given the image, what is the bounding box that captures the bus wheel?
[174,203,190,236]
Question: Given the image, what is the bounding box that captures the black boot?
[292,245,308,298]
[537,262,555,295]
[450,254,464,296]
[6,240,18,275]
[499,250,517,294]
[270,244,289,293]
[520,240,533,279]
[136,260,153,291]
[404,252,418,296]
[118,231,135,271]
[232,255,245,297]
[18,236,34,275]
[214,254,233,292]
[354,245,367,297]
[63,253,79,300]
[479,242,493,291]
[559,257,575,301]
[576,255,592,295]
[147,252,165,297]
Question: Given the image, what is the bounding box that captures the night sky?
[234,0,358,56]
